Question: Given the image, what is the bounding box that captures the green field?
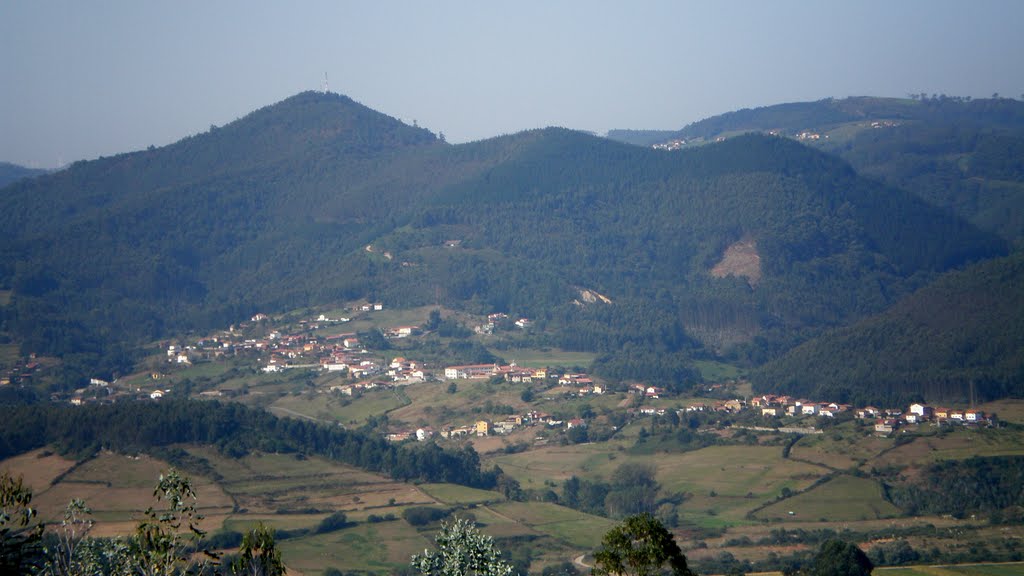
[419,483,503,505]
[791,429,891,469]
[186,447,435,515]
[279,520,430,575]
[485,347,598,369]
[755,474,901,522]
[270,387,409,425]
[491,501,616,549]
[693,359,746,382]
[869,428,1024,470]
[315,306,435,336]
[876,564,1024,576]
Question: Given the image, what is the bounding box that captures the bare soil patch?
[711,239,762,285]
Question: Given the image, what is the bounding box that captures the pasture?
[418,483,503,505]
[693,359,745,382]
[875,564,1024,576]
[187,447,435,516]
[790,431,892,470]
[269,387,408,426]
[485,347,598,369]
[1,450,233,535]
[278,520,430,575]
[0,448,77,495]
[754,474,901,522]
[868,427,1024,471]
[490,501,616,549]
[978,399,1024,424]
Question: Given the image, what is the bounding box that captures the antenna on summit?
[321,72,329,94]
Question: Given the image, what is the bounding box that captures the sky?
[2,1,1023,168]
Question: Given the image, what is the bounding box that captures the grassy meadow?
[754,474,901,522]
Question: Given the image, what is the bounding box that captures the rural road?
[573,554,591,569]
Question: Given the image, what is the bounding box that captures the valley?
[4,302,1024,575]
[1,92,1023,575]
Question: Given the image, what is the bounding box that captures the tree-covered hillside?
[610,96,1024,244]
[753,250,1024,405]
[0,92,1008,392]
[0,161,46,188]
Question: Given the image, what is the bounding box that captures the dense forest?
[886,456,1024,516]
[609,96,1024,245]
[0,398,498,489]
[0,91,1018,401]
[754,251,1024,405]
[0,162,46,188]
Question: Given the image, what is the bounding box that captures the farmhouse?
[874,418,897,435]
[475,420,492,436]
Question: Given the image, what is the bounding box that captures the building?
[475,420,492,436]
[444,364,496,380]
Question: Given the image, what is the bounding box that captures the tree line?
[0,398,498,489]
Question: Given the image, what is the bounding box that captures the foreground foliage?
[1,467,284,575]
[0,472,44,574]
[591,513,694,576]
[410,517,515,576]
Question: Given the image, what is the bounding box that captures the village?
[45,303,998,448]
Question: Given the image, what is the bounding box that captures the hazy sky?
[2,1,1023,168]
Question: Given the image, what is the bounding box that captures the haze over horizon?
[2,0,1023,169]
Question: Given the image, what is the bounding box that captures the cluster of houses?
[795,131,825,141]
[746,395,853,418]
[867,403,995,435]
[164,304,395,369]
[0,357,40,387]
[441,363,605,394]
[385,409,579,443]
[652,139,687,151]
[474,313,533,335]
[718,395,995,435]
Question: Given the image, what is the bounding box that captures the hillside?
[753,250,1024,405]
[608,96,1024,244]
[0,161,46,188]
[0,92,1007,390]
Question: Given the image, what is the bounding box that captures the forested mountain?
[753,250,1024,405]
[0,161,46,188]
[0,91,1008,393]
[608,96,1024,244]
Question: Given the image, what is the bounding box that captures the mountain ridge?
[607,95,1024,244]
[0,92,1010,400]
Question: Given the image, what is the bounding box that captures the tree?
[806,539,873,576]
[40,498,94,576]
[410,517,515,576]
[426,309,442,331]
[0,472,44,574]
[592,513,693,576]
[231,523,285,576]
[129,468,216,575]
[604,463,659,518]
[314,511,350,534]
